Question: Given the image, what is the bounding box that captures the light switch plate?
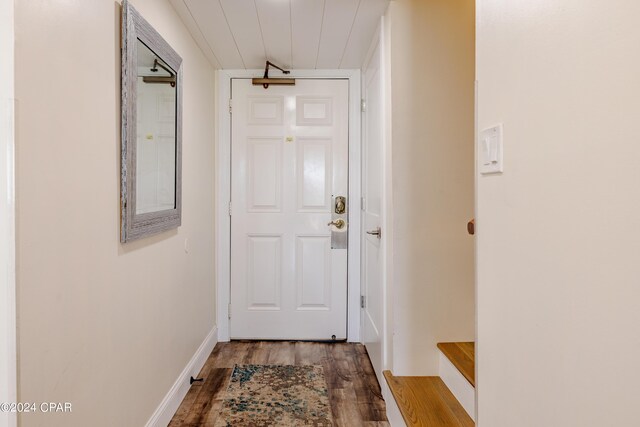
[479,124,503,174]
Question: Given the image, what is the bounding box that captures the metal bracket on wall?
[252,61,295,89]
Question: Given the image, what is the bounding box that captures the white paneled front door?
[230,79,349,340]
[136,80,176,214]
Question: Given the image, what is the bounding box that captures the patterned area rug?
[214,364,334,427]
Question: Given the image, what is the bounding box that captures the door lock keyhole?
[334,196,346,214]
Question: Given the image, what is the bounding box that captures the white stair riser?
[438,351,476,421]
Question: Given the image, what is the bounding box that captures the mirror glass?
[135,39,177,214]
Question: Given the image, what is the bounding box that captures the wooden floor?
[436,342,475,387]
[384,371,474,427]
[169,341,389,426]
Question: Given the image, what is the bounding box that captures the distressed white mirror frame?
[121,0,183,242]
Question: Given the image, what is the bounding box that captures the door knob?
[366,227,381,239]
[467,219,475,235]
[327,219,346,229]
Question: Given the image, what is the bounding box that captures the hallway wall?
[14,0,216,425]
[476,0,640,425]
[386,0,476,375]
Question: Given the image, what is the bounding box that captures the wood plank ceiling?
[169,0,390,70]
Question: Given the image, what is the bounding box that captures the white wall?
[14,0,216,425]
[386,0,476,375]
[476,1,640,425]
[0,0,16,425]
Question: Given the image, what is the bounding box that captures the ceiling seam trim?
[181,0,222,68]
[338,0,362,69]
[288,0,293,69]
[253,0,268,62]
[218,0,247,69]
[314,0,327,69]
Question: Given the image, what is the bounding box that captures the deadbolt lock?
[335,196,346,214]
[330,196,348,249]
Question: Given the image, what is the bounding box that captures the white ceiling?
[169,0,389,70]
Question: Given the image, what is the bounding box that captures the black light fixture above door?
[252,61,295,89]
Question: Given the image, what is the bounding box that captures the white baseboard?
[380,375,405,427]
[438,351,475,421]
[146,326,218,427]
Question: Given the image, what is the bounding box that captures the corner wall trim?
[145,326,218,427]
[380,374,405,427]
[0,0,16,426]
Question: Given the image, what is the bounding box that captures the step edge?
[383,370,474,427]
[436,342,475,387]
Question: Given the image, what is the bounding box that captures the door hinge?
[360,295,366,309]
[229,201,232,216]
[361,197,366,211]
[229,98,233,114]
[361,99,367,113]
[228,303,232,319]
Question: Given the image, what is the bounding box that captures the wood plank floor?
[436,342,475,387]
[383,371,474,427]
[169,341,389,426]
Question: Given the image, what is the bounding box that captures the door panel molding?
[296,138,332,213]
[246,234,282,310]
[216,69,362,342]
[295,234,332,311]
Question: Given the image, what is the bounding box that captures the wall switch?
[479,124,503,174]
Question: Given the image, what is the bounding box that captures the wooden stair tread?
[383,371,474,427]
[437,342,475,387]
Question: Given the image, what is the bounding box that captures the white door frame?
[0,0,17,425]
[216,69,362,342]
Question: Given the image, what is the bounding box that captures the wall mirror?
[121,0,182,242]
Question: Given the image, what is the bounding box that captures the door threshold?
[231,339,348,344]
